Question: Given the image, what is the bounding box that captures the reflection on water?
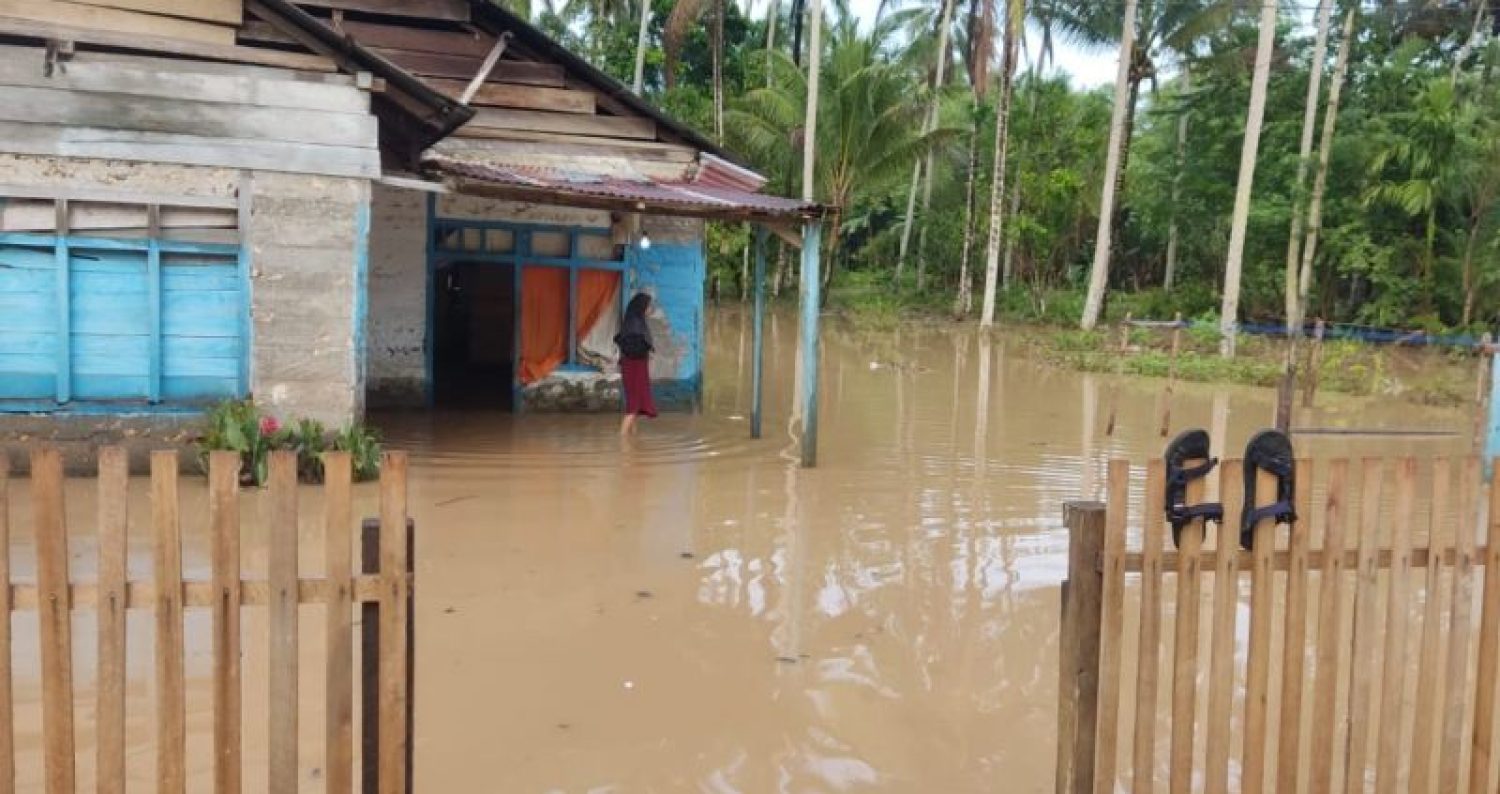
[8,308,1470,792]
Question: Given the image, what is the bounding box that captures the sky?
[771,0,1124,88]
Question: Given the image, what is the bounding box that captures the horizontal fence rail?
[0,446,412,794]
[1059,455,1500,794]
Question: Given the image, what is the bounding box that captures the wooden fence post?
[362,515,416,794]
[1057,501,1106,794]
[1301,319,1325,409]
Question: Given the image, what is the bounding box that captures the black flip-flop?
[1164,428,1223,549]
[1241,429,1297,550]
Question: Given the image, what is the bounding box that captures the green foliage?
[194,401,381,486]
[542,0,1500,334]
[332,423,384,483]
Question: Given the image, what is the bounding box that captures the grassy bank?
[825,279,1482,407]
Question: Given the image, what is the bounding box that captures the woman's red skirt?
[621,357,657,417]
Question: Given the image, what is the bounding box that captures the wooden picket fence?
[0,447,413,794]
[1058,455,1500,794]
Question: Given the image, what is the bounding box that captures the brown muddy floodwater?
[8,308,1474,792]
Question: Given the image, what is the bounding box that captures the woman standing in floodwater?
[616,292,657,435]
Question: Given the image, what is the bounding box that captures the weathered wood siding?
[0,46,378,179]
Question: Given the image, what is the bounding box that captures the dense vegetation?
[524,0,1500,343]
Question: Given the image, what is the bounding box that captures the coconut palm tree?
[1079,0,1137,330]
[978,0,1021,328]
[954,0,995,317]
[1284,0,1336,329]
[1217,0,1279,358]
[664,0,727,139]
[729,10,957,295]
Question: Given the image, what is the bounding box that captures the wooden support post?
[33,448,75,794]
[1159,313,1182,437]
[361,514,415,794]
[1301,319,1325,409]
[1056,501,1106,794]
[458,32,512,105]
[799,220,822,468]
[751,226,767,440]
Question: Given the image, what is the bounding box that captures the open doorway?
[433,261,514,409]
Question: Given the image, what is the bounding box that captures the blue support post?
[354,202,371,403]
[147,237,162,404]
[55,232,71,404]
[799,221,822,467]
[751,226,767,439]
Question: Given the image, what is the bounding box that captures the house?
[0,0,827,460]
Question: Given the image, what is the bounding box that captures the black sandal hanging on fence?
[1241,429,1297,550]
[1164,428,1223,549]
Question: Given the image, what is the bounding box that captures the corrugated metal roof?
[425,154,824,221]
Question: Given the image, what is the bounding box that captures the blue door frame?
[424,196,630,411]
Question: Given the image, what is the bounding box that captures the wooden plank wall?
[249,3,666,147]
[0,0,241,46]
[0,45,378,179]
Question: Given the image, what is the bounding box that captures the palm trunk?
[955,111,981,318]
[1164,67,1190,291]
[712,0,724,143]
[1003,64,1043,290]
[1297,6,1357,321]
[977,0,1018,328]
[632,0,651,93]
[773,243,787,298]
[1109,75,1141,261]
[801,0,820,204]
[765,0,779,87]
[1080,0,1138,330]
[896,161,921,283]
[915,0,957,292]
[1463,210,1483,325]
[1217,0,1279,358]
[1284,0,1334,330]
[1452,0,1489,86]
[1000,166,1023,288]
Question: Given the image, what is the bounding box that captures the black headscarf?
[621,292,653,345]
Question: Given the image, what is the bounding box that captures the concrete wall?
[367,182,428,405]
[247,171,369,426]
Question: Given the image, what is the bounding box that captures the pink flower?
[259,416,281,436]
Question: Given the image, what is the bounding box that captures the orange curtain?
[575,269,620,340]
[519,267,568,384]
[519,268,622,384]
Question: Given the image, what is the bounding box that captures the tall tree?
[1283,0,1335,329]
[1294,4,1356,327]
[979,0,1020,327]
[664,0,727,138]
[1218,0,1279,358]
[896,0,957,285]
[1079,0,1137,329]
[954,0,994,317]
[1162,65,1189,291]
[765,0,780,86]
[914,0,958,290]
[1054,0,1233,269]
[632,0,651,93]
